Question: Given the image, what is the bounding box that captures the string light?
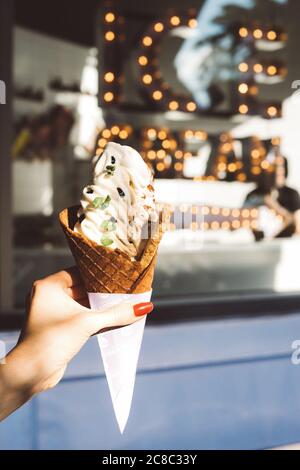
[261,160,270,169]
[158,130,167,140]
[272,137,280,146]
[98,138,107,148]
[105,31,115,41]
[221,221,230,230]
[138,55,148,66]
[102,129,111,139]
[188,18,197,28]
[195,130,207,140]
[253,28,263,39]
[157,162,165,171]
[154,22,164,32]
[170,16,180,26]
[253,63,263,73]
[267,65,277,75]
[169,100,179,110]
[184,130,194,139]
[239,62,249,72]
[267,30,277,40]
[175,150,183,159]
[174,162,183,171]
[162,139,171,149]
[142,36,153,46]
[170,139,177,150]
[119,130,128,139]
[221,142,232,152]
[157,149,166,159]
[267,106,278,117]
[153,90,163,100]
[211,221,220,230]
[184,152,192,159]
[111,125,120,135]
[239,104,248,114]
[147,128,157,139]
[239,27,248,38]
[104,72,115,82]
[251,149,260,159]
[228,163,237,172]
[252,166,261,175]
[232,220,241,229]
[103,92,114,102]
[136,15,202,113]
[221,208,230,217]
[148,150,156,160]
[238,83,248,94]
[105,12,115,23]
[242,209,250,218]
[186,101,197,112]
[142,74,153,84]
[242,220,251,228]
[218,162,227,172]
[211,207,220,215]
[237,173,247,182]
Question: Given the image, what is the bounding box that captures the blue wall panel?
[1,312,300,449]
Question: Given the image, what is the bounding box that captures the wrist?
[1,342,40,398]
[0,342,44,421]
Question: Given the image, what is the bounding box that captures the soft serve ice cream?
[74,142,158,258]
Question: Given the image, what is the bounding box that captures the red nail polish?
[134,302,154,317]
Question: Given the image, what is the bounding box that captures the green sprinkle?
[101,219,116,232]
[101,220,110,230]
[92,195,111,210]
[101,236,113,247]
[92,197,105,208]
[100,194,111,209]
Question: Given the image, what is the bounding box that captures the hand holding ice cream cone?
[0,267,153,423]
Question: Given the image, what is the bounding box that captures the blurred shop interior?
[1,0,300,315]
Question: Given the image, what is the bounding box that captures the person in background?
[244,157,300,239]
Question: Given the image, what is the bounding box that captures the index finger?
[46,267,83,289]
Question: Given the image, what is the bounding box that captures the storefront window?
[8,0,300,311]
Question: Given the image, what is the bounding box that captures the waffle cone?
[59,205,163,294]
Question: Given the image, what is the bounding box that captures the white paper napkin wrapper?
[88,290,151,433]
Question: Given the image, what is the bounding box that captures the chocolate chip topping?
[117,187,125,197]
[86,187,93,194]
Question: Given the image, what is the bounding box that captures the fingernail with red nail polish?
[134,302,154,317]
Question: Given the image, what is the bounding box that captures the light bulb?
[105,12,115,23]
[105,31,115,41]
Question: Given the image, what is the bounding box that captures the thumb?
[83,301,154,336]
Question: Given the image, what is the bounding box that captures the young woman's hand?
[0,267,153,421]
